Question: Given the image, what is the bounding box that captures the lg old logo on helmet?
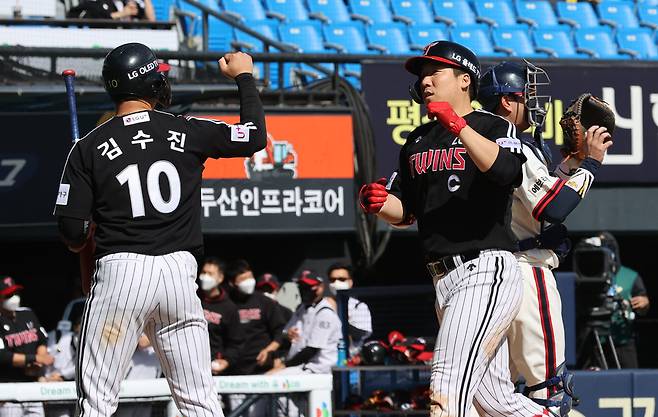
[127,59,159,80]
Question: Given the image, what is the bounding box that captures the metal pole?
[202,11,209,52]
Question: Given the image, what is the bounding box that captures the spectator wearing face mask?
[0,276,54,417]
[327,262,373,357]
[198,257,244,375]
[226,260,286,375]
[270,271,342,417]
[255,273,293,323]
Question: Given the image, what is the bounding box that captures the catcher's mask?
[479,60,551,129]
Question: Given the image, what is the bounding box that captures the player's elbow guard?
[538,187,582,224]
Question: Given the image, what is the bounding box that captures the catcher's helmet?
[478,60,551,128]
[361,341,387,365]
[102,43,172,107]
[406,41,480,103]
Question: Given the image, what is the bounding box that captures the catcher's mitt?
[559,93,615,160]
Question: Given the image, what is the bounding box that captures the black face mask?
[299,286,317,305]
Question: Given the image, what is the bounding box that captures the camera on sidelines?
[573,232,634,324]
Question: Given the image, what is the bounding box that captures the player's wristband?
[25,354,36,365]
[579,157,601,176]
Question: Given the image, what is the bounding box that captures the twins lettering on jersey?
[204,310,223,325]
[408,147,467,178]
[4,327,38,348]
[238,308,261,322]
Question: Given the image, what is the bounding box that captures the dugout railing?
[0,374,333,417]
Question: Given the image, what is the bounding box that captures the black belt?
[518,236,541,251]
[426,250,481,280]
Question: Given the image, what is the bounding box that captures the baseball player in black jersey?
[54,42,266,417]
[359,41,550,417]
[0,276,53,417]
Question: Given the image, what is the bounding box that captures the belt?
[426,250,481,280]
[518,236,541,252]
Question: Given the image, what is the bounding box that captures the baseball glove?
[559,93,615,160]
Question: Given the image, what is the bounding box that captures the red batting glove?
[427,102,467,135]
[359,178,389,214]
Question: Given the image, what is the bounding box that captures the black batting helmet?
[405,40,480,103]
[478,60,551,128]
[361,341,387,365]
[102,43,172,107]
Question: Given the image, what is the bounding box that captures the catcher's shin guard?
[523,363,578,417]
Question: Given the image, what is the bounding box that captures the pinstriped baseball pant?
[474,263,565,417]
[0,402,44,417]
[430,250,546,417]
[76,251,223,417]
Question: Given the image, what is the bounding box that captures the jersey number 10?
[116,160,181,218]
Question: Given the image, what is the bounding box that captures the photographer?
[575,232,650,368]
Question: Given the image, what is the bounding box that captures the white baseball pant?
[76,251,223,417]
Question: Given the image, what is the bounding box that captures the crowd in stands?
[0,260,373,416]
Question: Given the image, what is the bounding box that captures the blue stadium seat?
[208,15,235,51]
[617,28,658,59]
[515,0,560,27]
[390,0,434,25]
[153,0,175,20]
[176,0,220,35]
[323,23,371,88]
[598,2,639,28]
[233,21,280,51]
[492,25,550,58]
[432,0,477,26]
[348,0,393,24]
[408,24,449,51]
[264,0,309,21]
[323,22,371,53]
[450,24,508,56]
[222,0,268,21]
[366,22,411,54]
[233,22,282,88]
[532,27,585,58]
[279,22,325,51]
[556,1,600,28]
[279,23,333,87]
[307,0,351,23]
[637,3,658,29]
[574,27,630,59]
[473,0,517,27]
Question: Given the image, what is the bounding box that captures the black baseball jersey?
[392,109,525,259]
[54,74,266,258]
[0,308,48,382]
[230,290,286,375]
[200,288,245,372]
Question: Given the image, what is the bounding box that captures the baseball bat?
[62,69,94,295]
[62,69,80,143]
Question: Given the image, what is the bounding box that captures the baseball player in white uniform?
[475,61,612,416]
[270,271,342,417]
[53,43,266,417]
